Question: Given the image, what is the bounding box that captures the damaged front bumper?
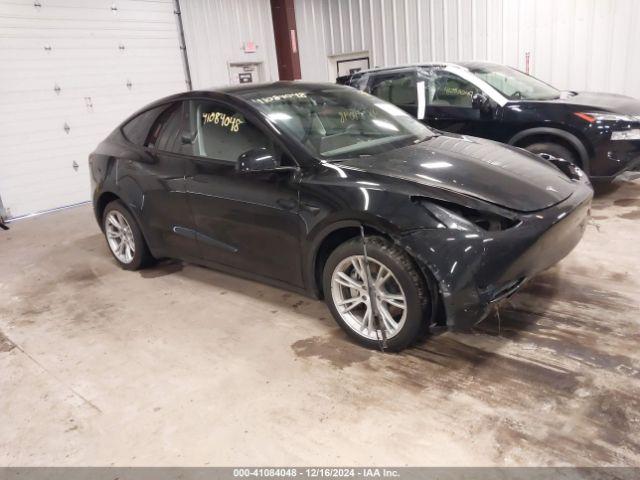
[399,180,594,330]
[591,139,640,180]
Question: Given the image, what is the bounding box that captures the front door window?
[187,101,275,163]
[424,70,480,108]
[419,69,493,136]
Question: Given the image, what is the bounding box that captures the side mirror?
[237,147,281,173]
[471,93,490,110]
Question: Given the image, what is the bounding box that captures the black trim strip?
[172,226,238,253]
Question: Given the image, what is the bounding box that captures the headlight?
[416,198,521,232]
[611,129,640,141]
[575,112,640,123]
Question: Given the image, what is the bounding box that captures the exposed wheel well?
[95,192,156,260]
[313,226,443,324]
[514,133,583,169]
[96,192,120,229]
[314,226,378,299]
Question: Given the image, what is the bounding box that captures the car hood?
[338,134,577,213]
[553,91,640,116]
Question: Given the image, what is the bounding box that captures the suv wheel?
[322,236,430,352]
[524,142,578,166]
[102,200,154,270]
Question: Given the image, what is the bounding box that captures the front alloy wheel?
[323,236,430,352]
[330,255,407,340]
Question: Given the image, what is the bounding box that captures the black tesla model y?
[90,83,593,351]
[339,62,640,181]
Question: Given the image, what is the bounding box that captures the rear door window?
[146,102,190,154]
[349,73,370,91]
[367,72,417,111]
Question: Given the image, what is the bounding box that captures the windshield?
[469,64,560,101]
[241,86,434,159]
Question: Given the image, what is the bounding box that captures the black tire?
[102,200,154,270]
[322,236,430,352]
[523,142,578,166]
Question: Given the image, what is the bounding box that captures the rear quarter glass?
[121,106,168,145]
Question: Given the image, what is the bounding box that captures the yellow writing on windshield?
[202,112,243,132]
[337,107,378,124]
[441,87,474,97]
[339,109,365,123]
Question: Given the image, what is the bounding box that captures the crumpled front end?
[398,179,593,330]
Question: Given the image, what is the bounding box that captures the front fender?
[399,228,487,328]
[299,182,444,296]
[302,215,401,298]
[508,126,591,173]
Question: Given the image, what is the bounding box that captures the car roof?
[214,81,340,95]
[350,60,503,76]
[142,81,351,108]
[182,81,347,98]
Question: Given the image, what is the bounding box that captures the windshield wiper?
[327,154,369,162]
[417,133,440,143]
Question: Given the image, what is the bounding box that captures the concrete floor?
[1,175,639,467]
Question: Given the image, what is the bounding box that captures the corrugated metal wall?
[295,0,640,98]
[179,0,279,88]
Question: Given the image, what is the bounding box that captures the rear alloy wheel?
[323,236,429,352]
[102,200,153,270]
[105,210,135,264]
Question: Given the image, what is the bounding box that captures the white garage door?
[0,0,187,219]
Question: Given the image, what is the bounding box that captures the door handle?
[276,198,297,210]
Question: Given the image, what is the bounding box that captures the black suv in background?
[338,62,640,180]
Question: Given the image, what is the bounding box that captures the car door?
[118,101,199,258]
[365,70,418,118]
[419,68,497,138]
[182,99,305,287]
